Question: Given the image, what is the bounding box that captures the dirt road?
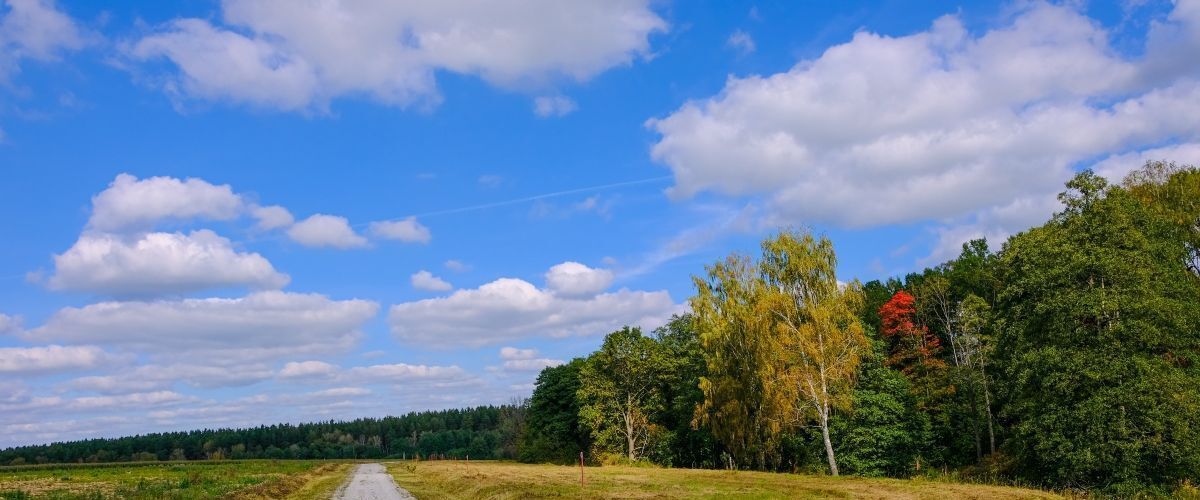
[334,463,414,500]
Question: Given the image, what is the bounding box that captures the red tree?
[878,290,945,374]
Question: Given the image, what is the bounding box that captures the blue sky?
[2,0,1199,447]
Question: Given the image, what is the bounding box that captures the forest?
[0,406,525,464]
[518,162,1200,495]
[2,161,1197,495]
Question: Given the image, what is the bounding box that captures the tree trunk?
[820,410,839,476]
[625,411,637,460]
[983,377,996,455]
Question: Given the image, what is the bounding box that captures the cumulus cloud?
[497,346,563,372]
[444,260,470,272]
[277,360,338,380]
[0,0,88,81]
[410,270,452,292]
[28,291,379,361]
[88,174,244,232]
[533,95,577,117]
[648,2,1200,253]
[250,204,294,230]
[369,216,431,244]
[127,0,667,111]
[48,230,289,296]
[0,345,116,375]
[288,214,368,248]
[388,266,681,347]
[544,261,613,298]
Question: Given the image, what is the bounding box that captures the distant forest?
[2,162,1197,496]
[0,406,524,464]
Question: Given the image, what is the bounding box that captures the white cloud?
[544,261,613,298]
[88,173,244,232]
[497,346,563,372]
[388,271,681,348]
[1091,143,1200,182]
[288,214,368,248]
[444,259,470,272]
[533,95,577,117]
[28,291,379,361]
[277,360,338,380]
[250,204,294,230]
[0,0,88,81]
[648,3,1200,234]
[0,313,19,334]
[499,346,538,360]
[369,216,431,243]
[127,0,667,111]
[68,363,273,394]
[727,30,755,54]
[410,270,452,292]
[343,363,469,383]
[0,345,116,375]
[49,230,289,296]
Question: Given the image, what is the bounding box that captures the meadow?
[0,460,353,500]
[387,460,1062,499]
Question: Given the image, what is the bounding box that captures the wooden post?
[579,451,585,487]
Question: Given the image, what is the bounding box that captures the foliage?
[691,253,789,470]
[578,327,669,461]
[520,359,590,464]
[994,169,1200,491]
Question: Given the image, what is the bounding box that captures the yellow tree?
[761,230,868,476]
[691,254,790,470]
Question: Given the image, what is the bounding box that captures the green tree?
[995,170,1200,491]
[832,337,931,477]
[653,314,718,468]
[578,327,668,461]
[520,359,589,463]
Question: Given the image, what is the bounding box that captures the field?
[387,461,1062,499]
[0,460,354,500]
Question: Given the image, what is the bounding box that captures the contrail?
[393,175,672,220]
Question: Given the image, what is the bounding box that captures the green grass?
[0,460,352,500]
[388,460,1063,499]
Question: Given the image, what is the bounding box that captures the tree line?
[0,406,524,465]
[519,161,1200,495]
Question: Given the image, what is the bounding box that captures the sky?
[1,0,1199,448]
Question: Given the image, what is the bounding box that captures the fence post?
[579,451,585,487]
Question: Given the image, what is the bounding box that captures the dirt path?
[333,463,414,500]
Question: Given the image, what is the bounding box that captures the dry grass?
[229,462,354,500]
[388,460,1062,500]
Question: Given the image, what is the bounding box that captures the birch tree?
[760,230,868,476]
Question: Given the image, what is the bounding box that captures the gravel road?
[334,463,415,500]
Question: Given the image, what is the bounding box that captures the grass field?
[387,460,1061,499]
[0,460,354,499]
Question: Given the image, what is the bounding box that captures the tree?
[653,314,717,468]
[994,170,1200,491]
[692,253,789,470]
[832,337,931,477]
[578,327,668,461]
[760,230,869,476]
[520,359,589,464]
